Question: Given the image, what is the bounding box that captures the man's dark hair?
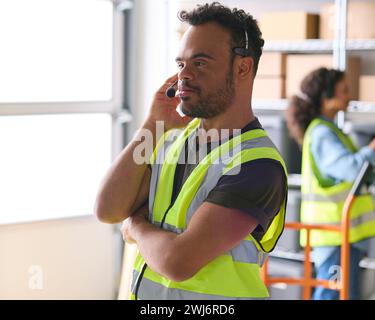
[178,2,264,75]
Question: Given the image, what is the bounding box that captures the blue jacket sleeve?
[310,125,375,183]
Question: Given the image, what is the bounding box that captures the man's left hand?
[121,204,149,244]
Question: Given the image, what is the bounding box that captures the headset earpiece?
[233,47,250,57]
[165,80,178,98]
[233,29,251,57]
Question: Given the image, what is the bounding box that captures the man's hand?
[120,201,258,282]
[121,204,149,244]
[95,74,190,225]
[147,74,192,131]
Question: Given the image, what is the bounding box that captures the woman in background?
[286,67,375,300]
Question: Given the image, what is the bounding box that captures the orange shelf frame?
[261,194,355,300]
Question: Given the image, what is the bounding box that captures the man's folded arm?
[128,201,258,282]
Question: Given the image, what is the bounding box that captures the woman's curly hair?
[285,67,345,145]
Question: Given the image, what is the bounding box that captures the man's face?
[176,22,235,119]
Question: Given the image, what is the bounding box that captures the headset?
[165,79,178,98]
[165,29,251,98]
[233,29,251,57]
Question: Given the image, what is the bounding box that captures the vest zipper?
[133,202,175,300]
[134,134,191,299]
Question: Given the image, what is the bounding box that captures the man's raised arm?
[94,74,191,224]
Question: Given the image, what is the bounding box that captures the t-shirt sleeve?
[204,159,287,239]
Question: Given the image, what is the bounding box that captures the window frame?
[0,0,134,224]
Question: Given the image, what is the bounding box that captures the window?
[0,0,129,224]
[0,114,112,224]
[0,0,113,102]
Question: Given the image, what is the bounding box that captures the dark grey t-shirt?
[171,118,287,241]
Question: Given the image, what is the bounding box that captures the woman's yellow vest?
[300,118,375,247]
[131,118,287,299]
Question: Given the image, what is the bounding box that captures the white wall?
[0,215,121,299]
[131,0,170,128]
[0,0,171,300]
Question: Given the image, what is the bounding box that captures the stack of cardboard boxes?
[253,1,375,102]
[260,11,319,41]
[360,76,375,102]
[253,53,286,99]
[285,55,361,100]
[321,1,375,102]
[254,53,362,101]
[320,1,375,39]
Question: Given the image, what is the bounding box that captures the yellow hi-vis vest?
[130,118,288,300]
[300,118,375,247]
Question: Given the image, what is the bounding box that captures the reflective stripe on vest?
[130,270,268,300]
[132,118,287,299]
[301,190,349,203]
[131,251,270,300]
[302,209,375,228]
[300,118,375,247]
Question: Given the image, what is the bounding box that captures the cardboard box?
[257,53,286,77]
[359,75,375,102]
[320,2,375,39]
[253,77,285,99]
[285,54,361,100]
[260,11,319,40]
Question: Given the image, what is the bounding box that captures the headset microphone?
[165,80,178,98]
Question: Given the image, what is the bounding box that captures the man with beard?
[95,2,288,300]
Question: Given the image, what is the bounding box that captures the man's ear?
[236,57,254,79]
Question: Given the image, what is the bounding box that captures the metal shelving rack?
[254,0,375,121]
[359,257,375,270]
[264,39,375,53]
[347,39,375,51]
[270,249,306,262]
[254,1,375,275]
[253,99,375,118]
[263,39,334,53]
